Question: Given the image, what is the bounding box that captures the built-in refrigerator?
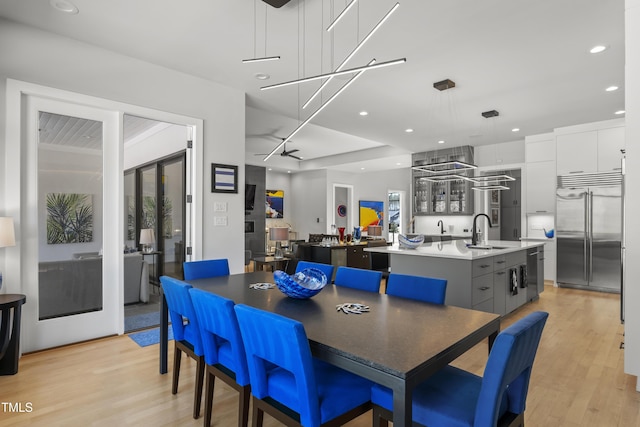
[556,172,623,292]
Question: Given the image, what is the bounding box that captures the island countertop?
[364,239,545,260]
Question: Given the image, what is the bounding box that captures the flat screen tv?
[245,184,257,210]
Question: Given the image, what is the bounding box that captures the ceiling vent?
[262,0,291,7]
[433,79,456,91]
[482,110,499,118]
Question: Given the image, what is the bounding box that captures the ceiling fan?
[255,139,303,160]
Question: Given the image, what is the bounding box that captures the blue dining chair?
[189,288,250,427]
[385,273,448,304]
[371,311,549,427]
[295,261,335,283]
[233,304,373,427]
[160,276,205,419]
[183,259,230,280]
[334,266,382,293]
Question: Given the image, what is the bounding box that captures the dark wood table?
[0,294,26,375]
[159,271,499,427]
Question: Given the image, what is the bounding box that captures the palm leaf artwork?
[141,196,173,238]
[46,193,93,244]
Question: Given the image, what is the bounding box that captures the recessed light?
[360,167,366,170]
[615,110,626,115]
[512,128,520,132]
[396,162,402,166]
[255,73,270,80]
[590,45,607,54]
[438,140,445,144]
[606,85,619,92]
[287,170,291,174]
[359,111,368,116]
[405,128,414,133]
[49,0,79,14]
[268,168,272,171]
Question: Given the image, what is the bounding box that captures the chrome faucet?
[472,213,492,246]
[437,219,444,234]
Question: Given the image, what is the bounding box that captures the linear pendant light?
[243,0,281,63]
[472,185,510,191]
[327,0,359,31]
[242,56,281,63]
[302,2,400,109]
[263,59,375,161]
[469,174,516,184]
[260,58,406,90]
[412,161,477,174]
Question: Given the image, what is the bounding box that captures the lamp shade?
[368,225,383,236]
[0,217,16,248]
[269,227,289,241]
[139,228,156,245]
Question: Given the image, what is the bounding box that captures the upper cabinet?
[412,146,475,216]
[556,121,625,175]
[525,134,556,214]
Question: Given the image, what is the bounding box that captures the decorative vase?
[353,226,361,243]
[338,227,345,244]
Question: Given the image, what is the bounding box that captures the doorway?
[388,190,405,244]
[332,184,354,234]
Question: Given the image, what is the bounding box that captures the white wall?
[290,170,328,241]
[0,19,246,273]
[624,0,640,383]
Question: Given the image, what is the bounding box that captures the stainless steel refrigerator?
[556,172,623,292]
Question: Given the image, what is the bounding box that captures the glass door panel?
[431,181,447,213]
[160,156,185,279]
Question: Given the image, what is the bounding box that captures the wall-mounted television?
[245,184,257,211]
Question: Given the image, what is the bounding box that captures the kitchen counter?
[365,239,544,260]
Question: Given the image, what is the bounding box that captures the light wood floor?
[1,285,638,426]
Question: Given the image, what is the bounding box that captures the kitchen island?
[365,239,545,315]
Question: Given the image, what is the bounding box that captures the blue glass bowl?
[274,268,328,299]
[398,234,425,249]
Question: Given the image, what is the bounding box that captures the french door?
[21,96,121,352]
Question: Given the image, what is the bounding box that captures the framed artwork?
[266,189,284,218]
[490,189,500,206]
[359,200,384,232]
[491,207,500,225]
[46,193,93,244]
[211,163,238,193]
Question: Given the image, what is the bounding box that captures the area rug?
[124,311,160,333]
[128,327,174,347]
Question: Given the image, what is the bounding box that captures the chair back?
[295,261,335,283]
[385,273,447,304]
[189,288,250,386]
[234,304,320,426]
[334,266,382,293]
[160,276,203,355]
[183,259,230,280]
[476,311,549,426]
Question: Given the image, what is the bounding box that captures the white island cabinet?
[366,240,545,316]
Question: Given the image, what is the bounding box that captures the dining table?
[158,270,500,427]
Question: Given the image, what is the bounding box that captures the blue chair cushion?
[268,359,372,424]
[372,366,508,427]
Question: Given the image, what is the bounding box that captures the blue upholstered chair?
[160,276,205,419]
[189,288,250,427]
[371,311,549,427]
[334,266,382,293]
[183,259,230,280]
[295,261,335,283]
[385,273,448,304]
[233,304,373,427]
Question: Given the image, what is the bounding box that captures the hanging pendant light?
[243,0,281,63]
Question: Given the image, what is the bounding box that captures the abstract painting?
[46,193,93,244]
[266,189,284,218]
[359,200,384,232]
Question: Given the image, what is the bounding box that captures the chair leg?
[203,371,215,427]
[172,345,182,395]
[193,355,205,419]
[238,384,250,427]
[372,404,390,427]
[252,398,264,427]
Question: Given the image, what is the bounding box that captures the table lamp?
[0,217,16,291]
[368,225,382,239]
[269,227,289,259]
[140,228,156,253]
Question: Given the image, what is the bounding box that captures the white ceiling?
[0,0,625,172]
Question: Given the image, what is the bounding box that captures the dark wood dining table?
[158,271,500,427]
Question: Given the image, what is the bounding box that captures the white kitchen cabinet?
[543,241,556,283]
[556,131,598,175]
[525,160,556,213]
[525,137,555,163]
[597,127,625,172]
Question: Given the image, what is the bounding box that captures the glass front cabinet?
[412,146,475,216]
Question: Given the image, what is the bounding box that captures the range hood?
[262,0,291,7]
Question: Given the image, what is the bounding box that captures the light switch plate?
[214,216,228,226]
[214,202,227,212]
